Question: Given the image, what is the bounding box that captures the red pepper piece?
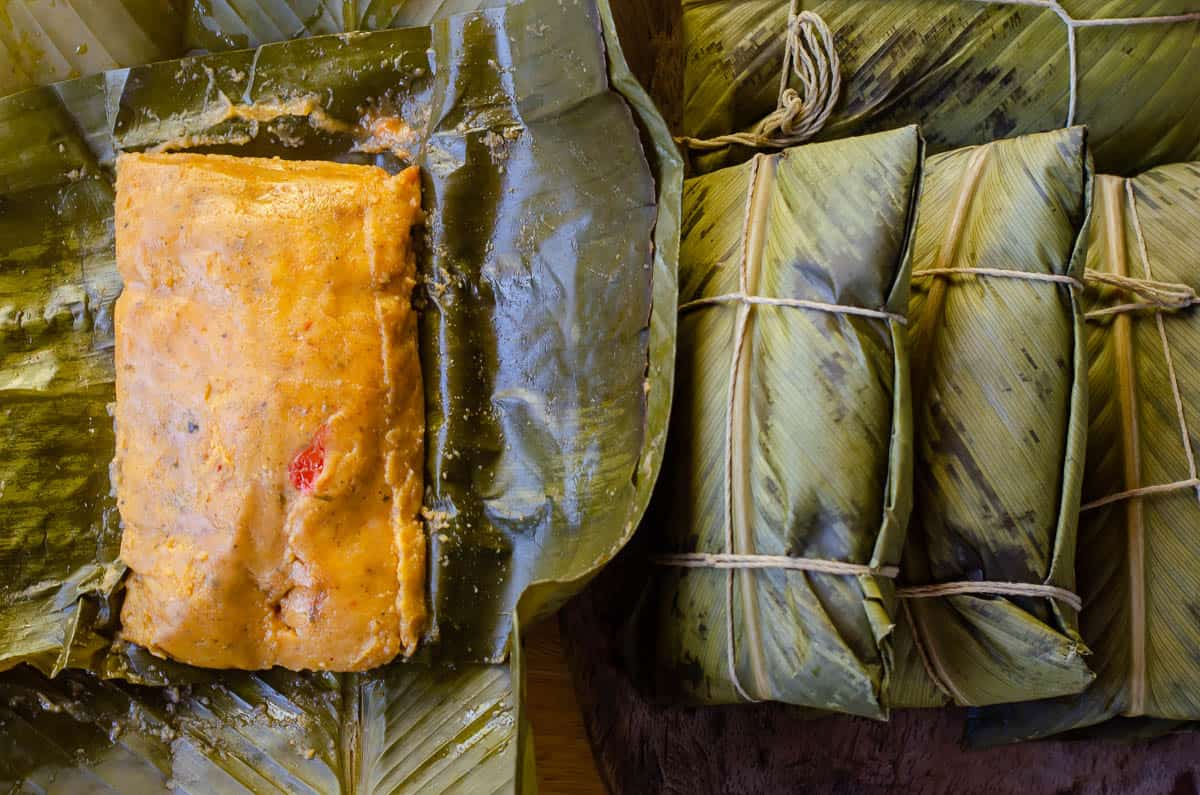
[289,425,328,493]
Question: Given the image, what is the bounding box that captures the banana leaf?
[1,0,673,673]
[0,0,185,97]
[181,0,510,50]
[892,127,1095,708]
[650,126,921,716]
[0,628,528,793]
[0,0,682,788]
[969,162,1200,744]
[680,0,1200,176]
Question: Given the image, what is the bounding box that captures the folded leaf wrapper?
[680,0,1200,176]
[651,127,921,716]
[0,0,682,789]
[970,162,1200,744]
[891,127,1095,708]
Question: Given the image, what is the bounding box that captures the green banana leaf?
[0,0,185,97]
[0,0,682,789]
[650,126,921,716]
[891,127,1094,708]
[181,0,511,50]
[680,0,1200,176]
[969,162,1200,744]
[0,627,526,793]
[1,0,675,673]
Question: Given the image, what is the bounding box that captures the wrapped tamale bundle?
[970,162,1200,743]
[890,127,1095,708]
[680,0,1200,175]
[651,126,921,716]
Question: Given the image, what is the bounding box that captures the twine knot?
[678,6,841,152]
[1084,269,1199,319]
[756,11,841,144]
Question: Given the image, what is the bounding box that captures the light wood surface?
[525,618,606,794]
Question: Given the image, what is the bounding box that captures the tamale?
[652,126,921,716]
[891,127,1094,708]
[970,162,1200,743]
[114,153,426,671]
[680,0,1200,175]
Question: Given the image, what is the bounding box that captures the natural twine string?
[677,0,841,152]
[680,0,1200,154]
[1083,270,1200,319]
[913,267,1200,318]
[1081,181,1200,512]
[977,0,1200,127]
[897,580,1082,611]
[656,553,900,578]
[678,292,907,324]
[912,266,1082,289]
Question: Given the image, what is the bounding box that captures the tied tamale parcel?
[890,127,1095,708]
[970,162,1200,744]
[650,126,921,716]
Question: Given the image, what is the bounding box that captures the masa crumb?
[421,506,451,534]
[353,110,418,158]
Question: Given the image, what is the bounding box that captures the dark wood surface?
[525,619,606,794]
[559,548,1200,795]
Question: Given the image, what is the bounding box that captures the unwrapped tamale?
[114,153,426,671]
[970,162,1200,743]
[652,126,921,716]
[891,127,1095,708]
[681,0,1200,175]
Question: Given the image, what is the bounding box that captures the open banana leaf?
[1,0,676,673]
[0,637,527,793]
[891,127,1094,708]
[650,127,921,716]
[181,0,512,50]
[969,162,1200,744]
[0,0,682,789]
[680,0,1200,176]
[0,0,185,97]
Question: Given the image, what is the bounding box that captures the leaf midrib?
[1110,178,1146,717]
[907,143,991,706]
[730,153,773,700]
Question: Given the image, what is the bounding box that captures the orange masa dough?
[114,152,425,671]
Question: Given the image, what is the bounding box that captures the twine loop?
[763,11,841,143]
[680,0,1200,156]
[1083,270,1199,319]
[678,4,841,152]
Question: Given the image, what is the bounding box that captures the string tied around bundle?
[976,0,1200,126]
[676,0,841,152]
[1082,270,1200,319]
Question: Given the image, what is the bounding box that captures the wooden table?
[525,618,606,794]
